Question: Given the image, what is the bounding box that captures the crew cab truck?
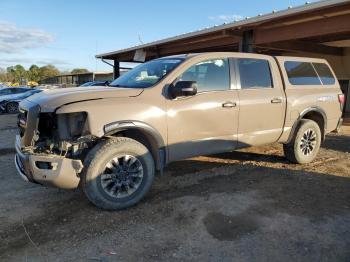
[15,52,344,210]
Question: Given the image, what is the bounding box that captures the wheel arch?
[103,121,166,173]
[287,107,327,143]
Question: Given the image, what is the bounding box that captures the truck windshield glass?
[110,58,184,88]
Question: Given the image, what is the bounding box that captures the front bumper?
[14,135,83,189]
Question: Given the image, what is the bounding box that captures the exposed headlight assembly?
[57,112,88,140]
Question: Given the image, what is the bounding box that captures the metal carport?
[96,0,350,115]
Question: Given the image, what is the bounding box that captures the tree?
[28,65,40,82]
[71,68,89,74]
[0,67,7,82]
[6,65,27,84]
[0,64,63,84]
[39,64,60,80]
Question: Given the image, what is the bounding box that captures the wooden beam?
[305,32,350,44]
[161,32,241,48]
[113,60,120,79]
[222,29,242,38]
[239,30,254,53]
[254,13,350,44]
[259,3,350,29]
[104,30,237,61]
[255,40,344,56]
[158,37,239,56]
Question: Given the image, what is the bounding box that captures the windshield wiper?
[110,84,136,88]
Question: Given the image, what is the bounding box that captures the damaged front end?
[35,112,95,158]
[15,101,97,189]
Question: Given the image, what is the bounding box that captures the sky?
[0,0,317,72]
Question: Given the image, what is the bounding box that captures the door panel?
[166,58,238,162]
[234,58,285,147]
[166,91,239,161]
[237,89,285,146]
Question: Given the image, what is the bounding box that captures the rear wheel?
[6,102,19,114]
[283,119,321,164]
[81,137,155,210]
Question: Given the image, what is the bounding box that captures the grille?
[17,108,28,137]
[17,101,40,146]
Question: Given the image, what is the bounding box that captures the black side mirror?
[169,81,197,99]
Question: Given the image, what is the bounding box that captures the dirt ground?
[0,114,349,262]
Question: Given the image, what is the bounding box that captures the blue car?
[0,87,42,113]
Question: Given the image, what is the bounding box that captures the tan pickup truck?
[15,52,344,210]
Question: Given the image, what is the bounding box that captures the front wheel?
[283,119,322,164]
[81,137,155,210]
[6,102,19,114]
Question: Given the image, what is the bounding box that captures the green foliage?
[39,65,60,80]
[0,67,11,82]
[7,65,27,83]
[28,65,40,82]
[71,68,89,74]
[0,64,61,84]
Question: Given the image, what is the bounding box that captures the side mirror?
[169,81,197,98]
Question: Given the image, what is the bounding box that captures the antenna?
[138,33,144,44]
[95,40,98,72]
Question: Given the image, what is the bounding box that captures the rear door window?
[312,63,335,85]
[284,61,322,85]
[237,58,273,89]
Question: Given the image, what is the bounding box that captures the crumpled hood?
[26,86,143,112]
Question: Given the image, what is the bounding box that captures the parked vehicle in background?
[37,84,62,90]
[80,81,110,87]
[27,81,39,87]
[0,88,42,113]
[15,52,344,210]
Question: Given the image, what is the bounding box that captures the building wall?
[344,49,350,113]
[342,48,350,80]
[94,73,113,82]
[92,70,129,82]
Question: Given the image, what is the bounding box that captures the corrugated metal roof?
[96,0,349,59]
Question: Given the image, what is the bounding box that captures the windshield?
[80,82,93,87]
[109,58,184,88]
[22,89,42,98]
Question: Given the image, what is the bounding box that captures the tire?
[283,119,322,164]
[81,137,155,210]
[6,102,19,114]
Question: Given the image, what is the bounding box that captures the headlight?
[57,112,88,140]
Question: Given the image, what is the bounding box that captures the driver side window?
[0,89,12,95]
[13,88,27,94]
[179,58,230,92]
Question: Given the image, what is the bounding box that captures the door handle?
[271,98,282,104]
[222,101,237,108]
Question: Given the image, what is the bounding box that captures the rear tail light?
[338,94,345,111]
[338,94,345,105]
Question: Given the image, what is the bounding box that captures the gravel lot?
[0,114,349,262]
